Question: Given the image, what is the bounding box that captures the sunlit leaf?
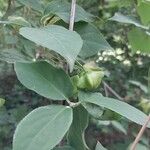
[137,1,150,26]
[128,28,150,54]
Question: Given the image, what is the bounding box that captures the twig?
[130,115,150,150]
[104,83,109,97]
[103,81,124,101]
[65,0,76,73]
[69,0,76,31]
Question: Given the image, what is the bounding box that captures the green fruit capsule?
[71,75,80,95]
[77,66,104,91]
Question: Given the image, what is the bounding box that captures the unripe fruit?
[76,64,104,91]
[71,75,79,95]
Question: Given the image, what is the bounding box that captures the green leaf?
[148,68,150,95]
[107,0,133,8]
[75,23,113,58]
[137,1,150,26]
[82,102,104,119]
[67,105,89,150]
[14,61,74,100]
[128,28,150,54]
[13,105,73,150]
[44,0,95,23]
[0,98,5,107]
[96,120,127,135]
[0,16,31,27]
[79,92,150,127]
[19,38,36,59]
[0,49,33,63]
[109,12,148,29]
[19,25,83,71]
[111,121,127,135]
[128,143,148,150]
[95,142,107,150]
[129,80,148,93]
[16,0,44,13]
[53,146,75,150]
[5,35,18,44]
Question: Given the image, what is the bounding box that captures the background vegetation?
[0,0,150,150]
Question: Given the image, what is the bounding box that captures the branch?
[103,81,124,101]
[104,83,109,97]
[130,115,150,150]
[65,0,76,72]
[69,0,76,31]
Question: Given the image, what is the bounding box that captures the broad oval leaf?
[79,92,150,127]
[13,105,73,150]
[75,23,113,58]
[67,105,89,150]
[109,12,148,29]
[14,61,74,100]
[19,25,83,71]
[44,0,95,23]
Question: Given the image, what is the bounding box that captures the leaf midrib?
[27,107,69,150]
[32,67,68,100]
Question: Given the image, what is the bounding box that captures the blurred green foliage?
[0,0,150,150]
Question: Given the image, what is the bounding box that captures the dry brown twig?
[130,115,150,150]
